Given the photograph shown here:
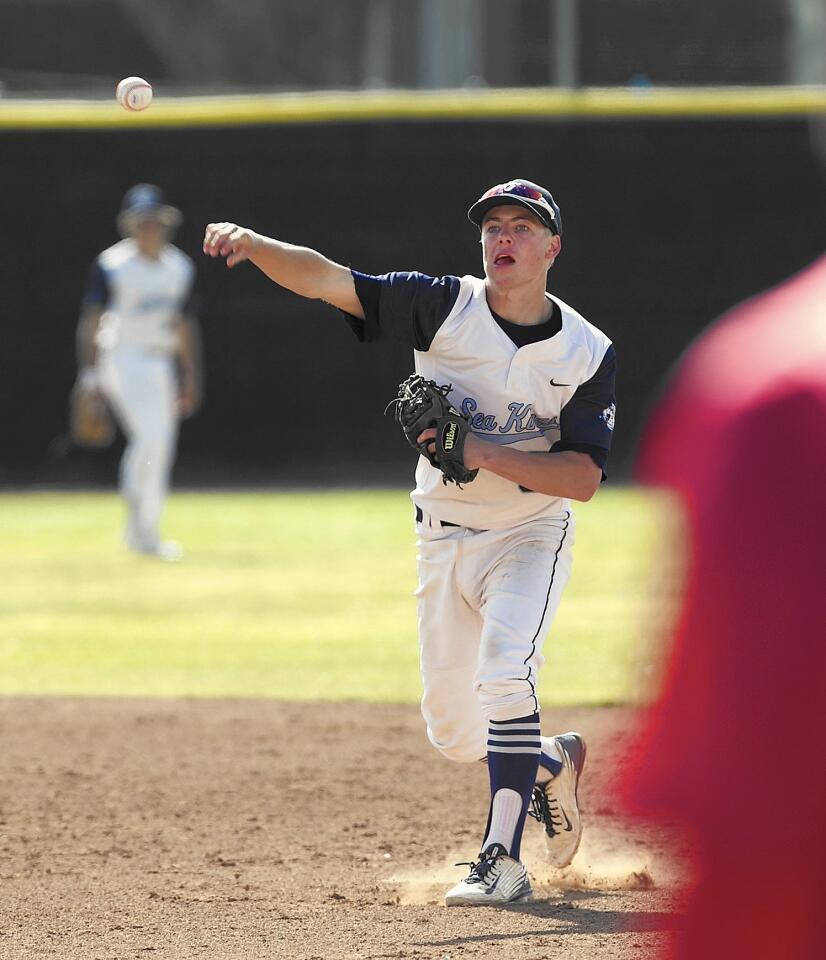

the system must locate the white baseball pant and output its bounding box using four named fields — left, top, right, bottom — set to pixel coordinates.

left=415, top=510, right=575, bottom=763
left=98, top=346, right=178, bottom=547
